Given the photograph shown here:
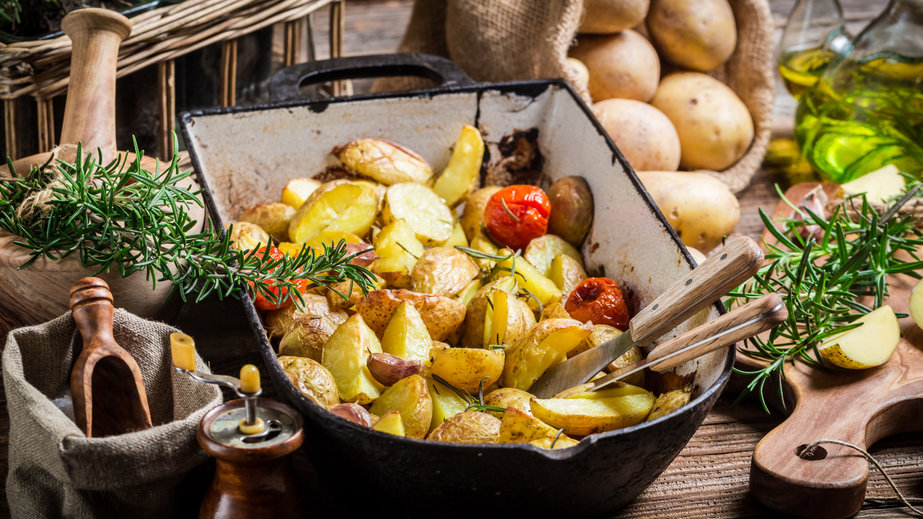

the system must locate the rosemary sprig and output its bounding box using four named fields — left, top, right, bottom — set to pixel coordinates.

left=0, top=142, right=377, bottom=306
left=725, top=183, right=923, bottom=411
left=454, top=245, right=512, bottom=262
